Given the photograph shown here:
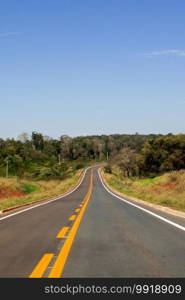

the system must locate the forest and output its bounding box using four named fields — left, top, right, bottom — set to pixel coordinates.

left=0, top=132, right=184, bottom=179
